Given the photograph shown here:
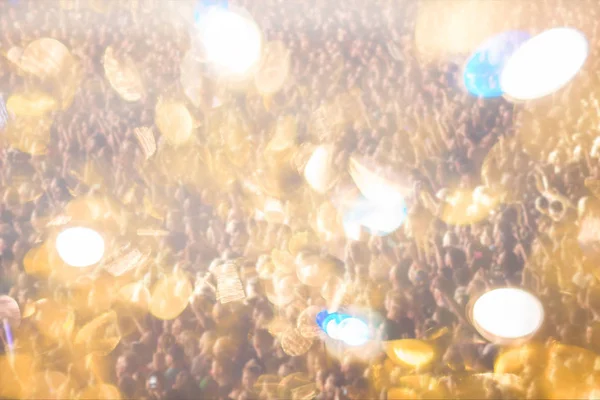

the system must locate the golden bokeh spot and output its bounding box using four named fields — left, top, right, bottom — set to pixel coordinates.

left=104, top=247, right=150, bottom=278
left=103, top=46, right=144, bottom=102
left=383, top=339, right=436, bottom=370
left=23, top=243, right=51, bottom=278
left=435, top=187, right=500, bottom=226
left=20, top=38, right=73, bottom=80
left=266, top=316, right=291, bottom=339
left=4, top=46, right=23, bottom=68
left=280, top=327, right=313, bottom=356
left=68, top=275, right=119, bottom=318
left=266, top=115, right=297, bottom=154
left=74, top=310, right=122, bottom=356
left=288, top=231, right=320, bottom=257
left=295, top=252, right=333, bottom=287
left=149, top=272, right=193, bottom=320
left=7, top=91, right=57, bottom=118
left=30, top=298, right=75, bottom=341
left=3, top=116, right=53, bottom=156
left=26, top=370, right=76, bottom=400
left=155, top=98, right=194, bottom=147
left=253, top=374, right=281, bottom=398
left=296, top=305, right=322, bottom=339
left=387, top=387, right=420, bottom=400
left=271, top=249, right=295, bottom=275
left=77, top=384, right=121, bottom=400
left=0, top=353, right=39, bottom=399
left=303, top=144, right=338, bottom=194
left=277, top=372, right=312, bottom=399
left=494, top=342, right=546, bottom=375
